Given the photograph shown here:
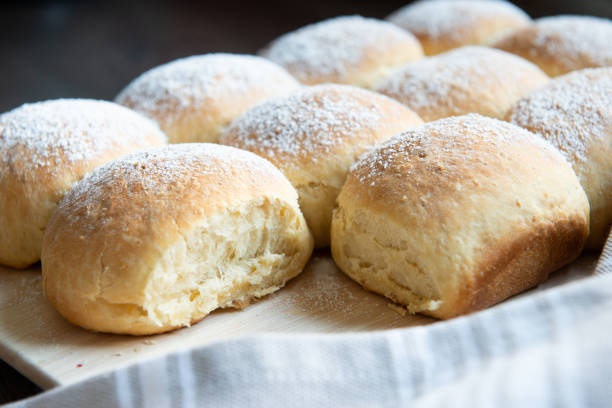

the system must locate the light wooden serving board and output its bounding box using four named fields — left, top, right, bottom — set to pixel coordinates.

left=0, top=251, right=599, bottom=390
